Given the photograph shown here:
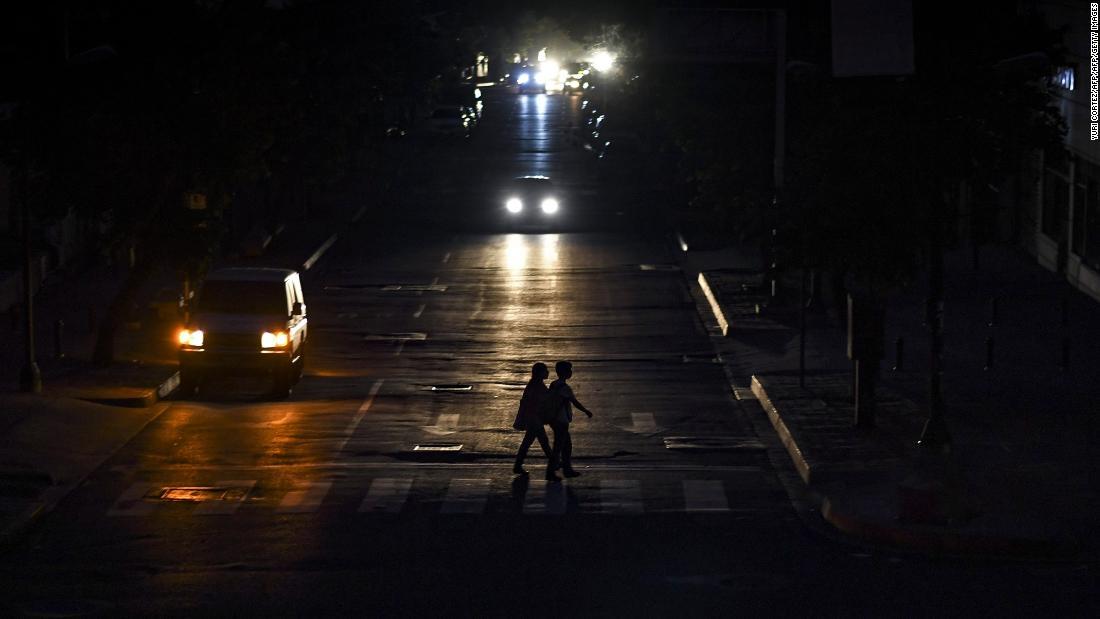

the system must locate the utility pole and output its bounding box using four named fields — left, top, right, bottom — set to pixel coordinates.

left=770, top=10, right=787, bottom=303
left=918, top=209, right=950, bottom=450
left=18, top=148, right=41, bottom=393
